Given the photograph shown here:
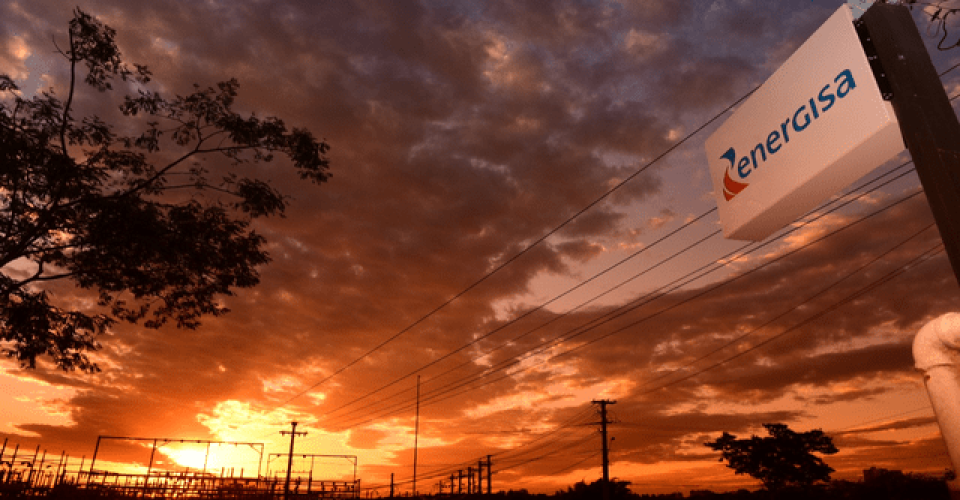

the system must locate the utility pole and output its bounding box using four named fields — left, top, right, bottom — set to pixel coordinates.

left=478, top=459, right=484, bottom=495
left=280, top=422, right=307, bottom=500
left=412, top=375, right=421, bottom=497
left=859, top=3, right=960, bottom=286
left=859, top=3, right=960, bottom=498
left=592, top=400, right=617, bottom=500
left=487, top=455, right=492, bottom=494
